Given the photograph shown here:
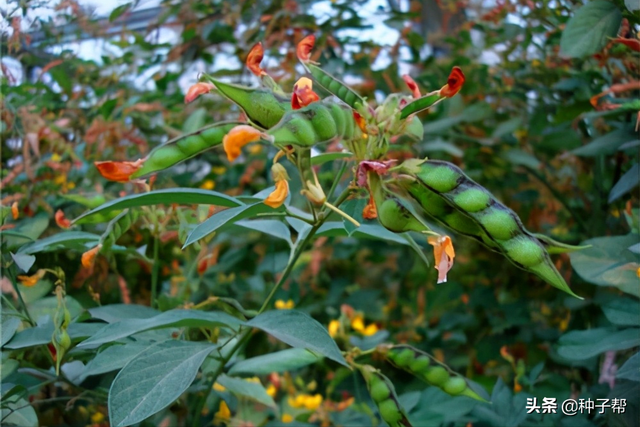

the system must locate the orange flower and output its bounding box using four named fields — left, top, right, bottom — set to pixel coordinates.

left=11, top=201, right=18, bottom=219
left=439, top=66, right=465, bottom=98
left=292, top=77, right=320, bottom=109
left=17, top=269, right=45, bottom=287
left=222, top=125, right=265, bottom=162
left=362, top=193, right=377, bottom=219
left=246, top=42, right=266, bottom=76
left=95, top=159, right=143, bottom=182
left=402, top=75, right=421, bottom=98
left=353, top=111, right=367, bottom=133
left=427, top=235, right=455, bottom=283
left=81, top=244, right=102, bottom=269
left=611, top=38, right=640, bottom=52
left=184, top=82, right=215, bottom=104
left=297, top=35, right=315, bottom=62
left=264, top=164, right=290, bottom=208
left=55, top=209, right=71, bottom=229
